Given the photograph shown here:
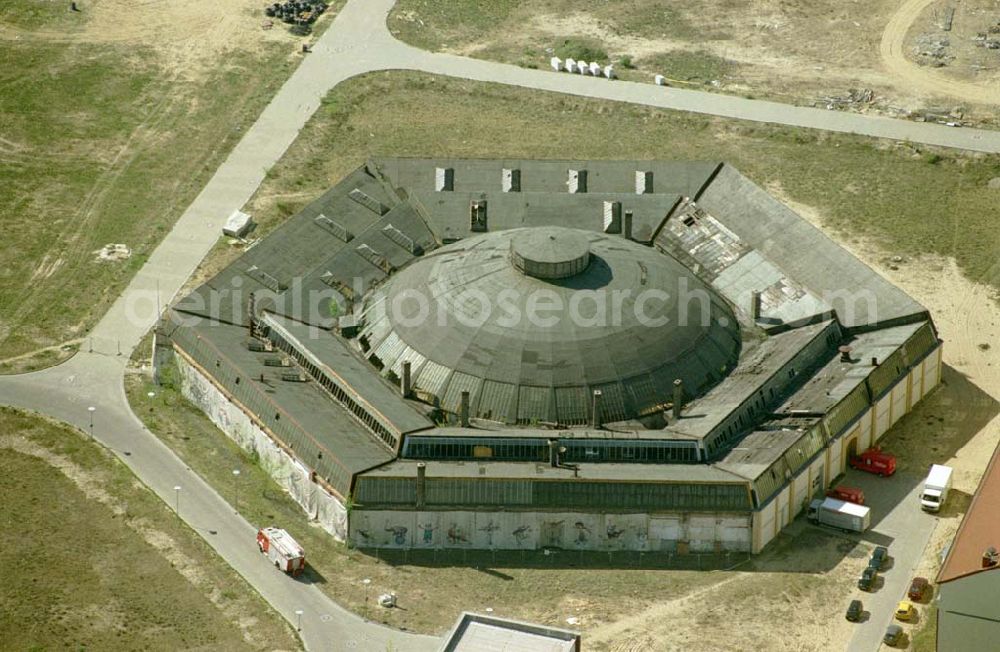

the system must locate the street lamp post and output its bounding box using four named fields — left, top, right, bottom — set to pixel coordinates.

left=294, top=609, right=303, bottom=632
left=87, top=406, right=96, bottom=438
left=174, top=485, right=181, bottom=516
left=232, top=469, right=241, bottom=514
left=362, top=578, right=371, bottom=618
